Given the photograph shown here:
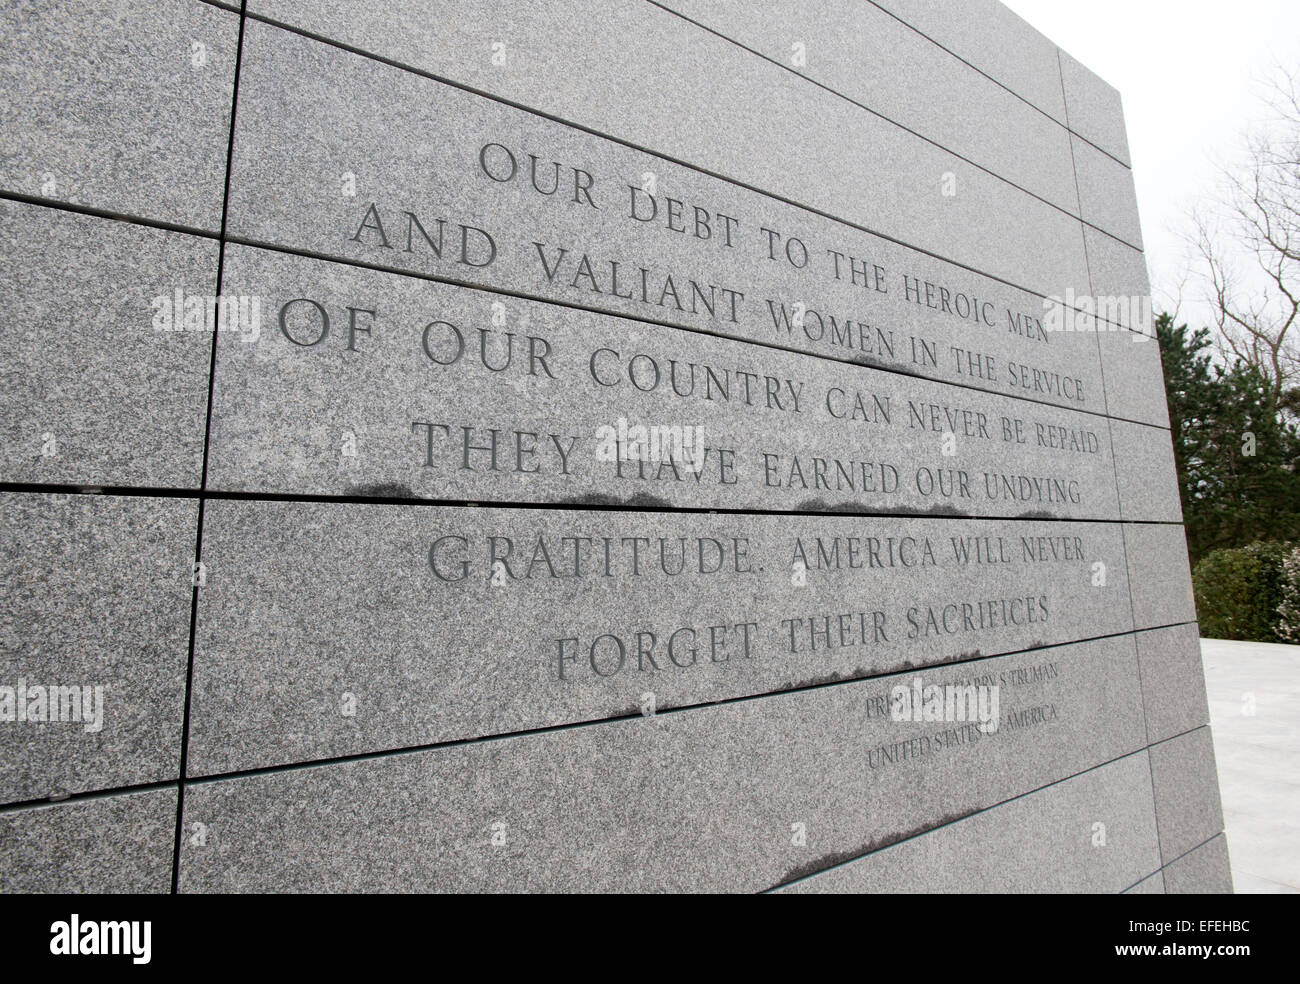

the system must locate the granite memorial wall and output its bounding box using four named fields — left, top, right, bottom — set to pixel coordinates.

left=0, top=0, right=1230, bottom=893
